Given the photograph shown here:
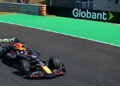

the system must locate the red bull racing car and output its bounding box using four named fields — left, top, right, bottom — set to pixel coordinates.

left=0, top=38, right=66, bottom=78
